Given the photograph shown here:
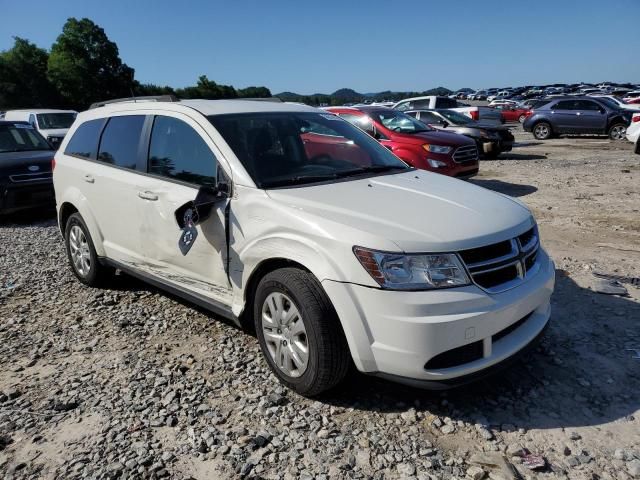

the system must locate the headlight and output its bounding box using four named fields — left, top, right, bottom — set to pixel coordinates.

left=422, top=144, right=452, bottom=154
left=353, top=247, right=470, bottom=290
